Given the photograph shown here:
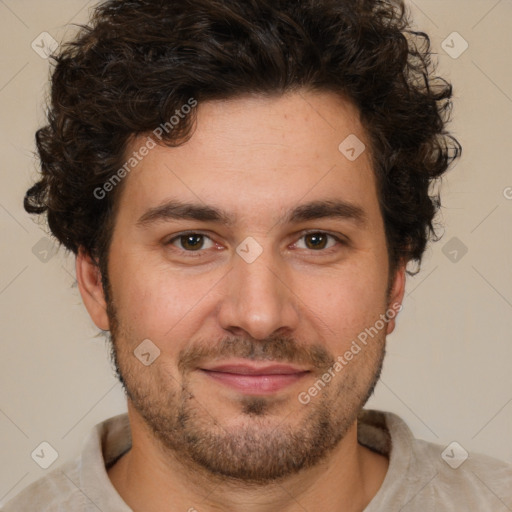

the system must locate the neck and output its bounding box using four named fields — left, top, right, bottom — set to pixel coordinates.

left=108, top=406, right=388, bottom=512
